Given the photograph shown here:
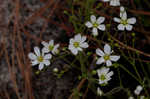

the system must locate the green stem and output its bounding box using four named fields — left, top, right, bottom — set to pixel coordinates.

left=119, top=64, right=143, bottom=85
left=117, top=68, right=123, bottom=88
